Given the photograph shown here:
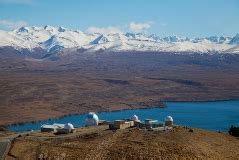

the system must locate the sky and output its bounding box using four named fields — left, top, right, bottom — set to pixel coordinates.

left=0, top=0, right=238, bottom=38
